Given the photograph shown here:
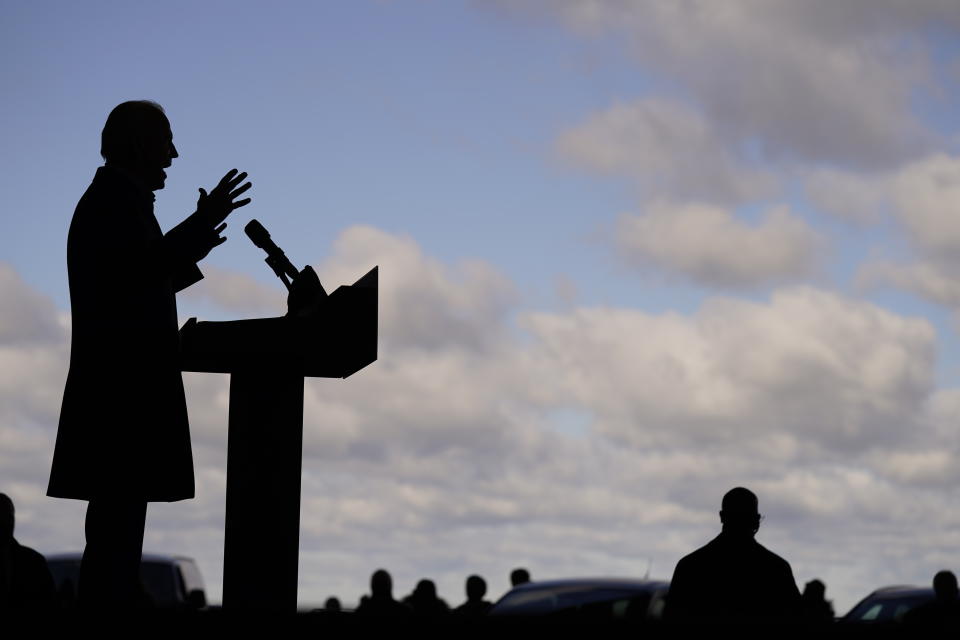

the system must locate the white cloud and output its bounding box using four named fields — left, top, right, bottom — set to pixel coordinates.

left=888, top=154, right=960, bottom=258
left=519, top=0, right=952, bottom=167
left=0, top=264, right=64, bottom=346
left=857, top=261, right=960, bottom=308
left=557, top=98, right=777, bottom=203
left=313, top=225, right=517, bottom=353
left=614, top=202, right=823, bottom=288
left=181, top=265, right=285, bottom=316
left=814, top=155, right=960, bottom=309
left=805, top=169, right=888, bottom=223
left=521, top=287, right=935, bottom=453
